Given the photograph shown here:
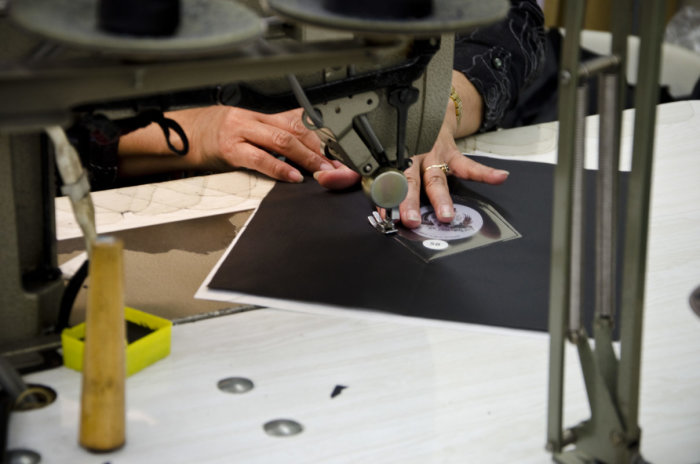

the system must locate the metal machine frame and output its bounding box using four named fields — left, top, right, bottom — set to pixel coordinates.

left=0, top=0, right=505, bottom=364
left=546, top=0, right=666, bottom=462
